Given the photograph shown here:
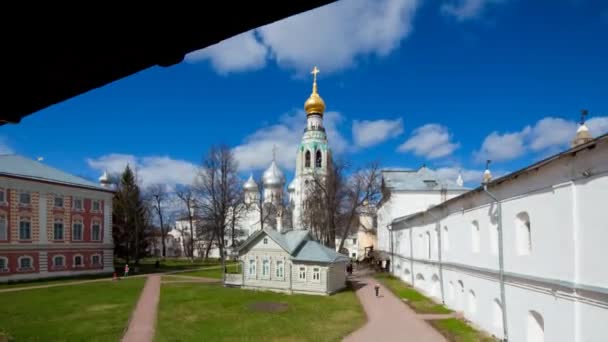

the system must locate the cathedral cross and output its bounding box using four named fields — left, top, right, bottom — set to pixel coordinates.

left=311, top=66, right=320, bottom=83
left=580, top=109, right=588, bottom=125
